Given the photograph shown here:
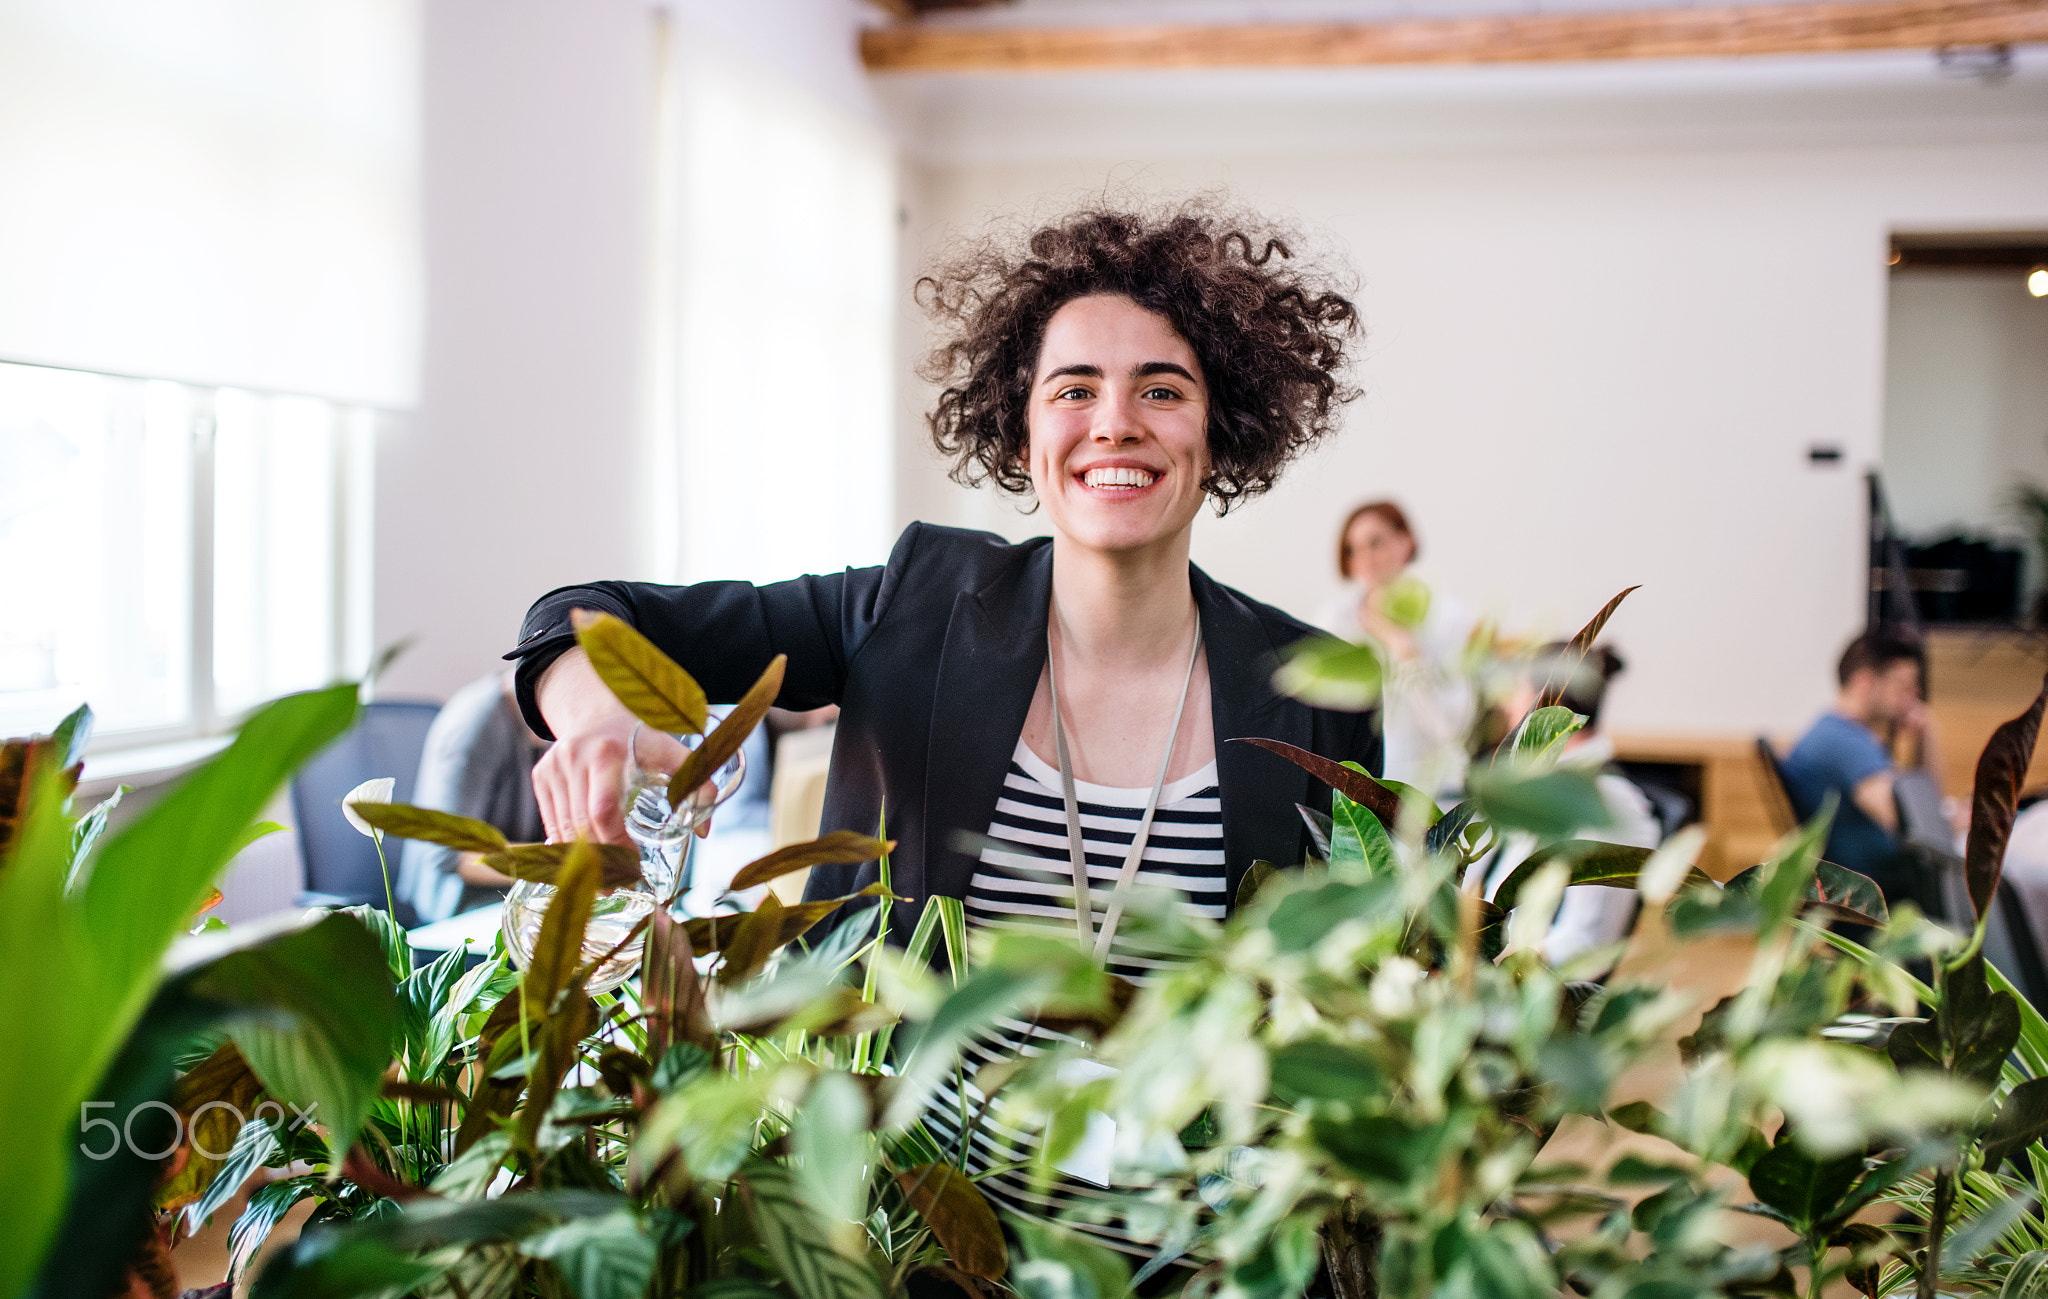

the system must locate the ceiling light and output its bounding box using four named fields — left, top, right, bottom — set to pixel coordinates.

left=2031, top=267, right=2048, bottom=298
